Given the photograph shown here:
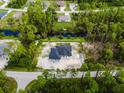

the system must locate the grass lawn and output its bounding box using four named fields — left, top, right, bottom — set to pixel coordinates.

left=42, top=37, right=85, bottom=42
left=0, top=36, right=18, bottom=40
left=65, top=1, right=71, bottom=11
left=5, top=66, right=43, bottom=72
left=0, top=9, right=7, bottom=13
left=53, top=21, right=76, bottom=31
left=57, top=13, right=65, bottom=16
left=0, top=2, right=4, bottom=6
left=5, top=66, right=29, bottom=72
